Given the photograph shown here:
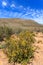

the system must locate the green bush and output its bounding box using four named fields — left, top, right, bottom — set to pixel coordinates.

left=0, top=26, right=13, bottom=41
left=4, top=26, right=13, bottom=39
left=0, top=27, right=4, bottom=41
left=4, top=31, right=35, bottom=65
